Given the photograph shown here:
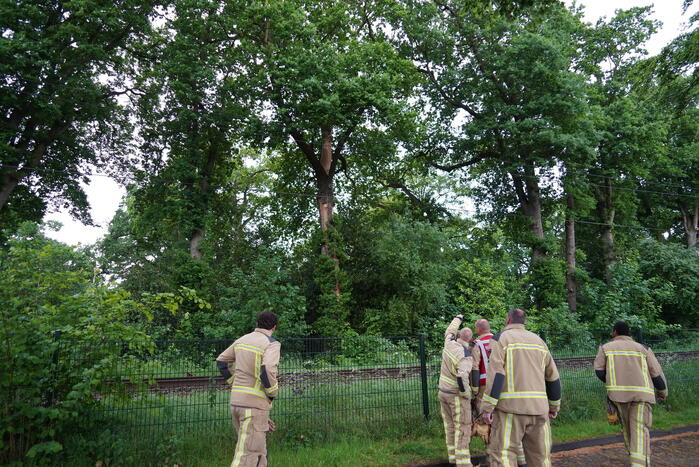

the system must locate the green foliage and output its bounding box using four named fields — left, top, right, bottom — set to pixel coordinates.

left=311, top=227, right=354, bottom=337
left=579, top=257, right=670, bottom=338
left=209, top=252, right=309, bottom=340
left=0, top=0, right=157, bottom=221
left=0, top=223, right=153, bottom=463
left=345, top=213, right=457, bottom=336
left=528, top=255, right=567, bottom=311
left=454, top=259, right=509, bottom=329
left=637, top=239, right=699, bottom=326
